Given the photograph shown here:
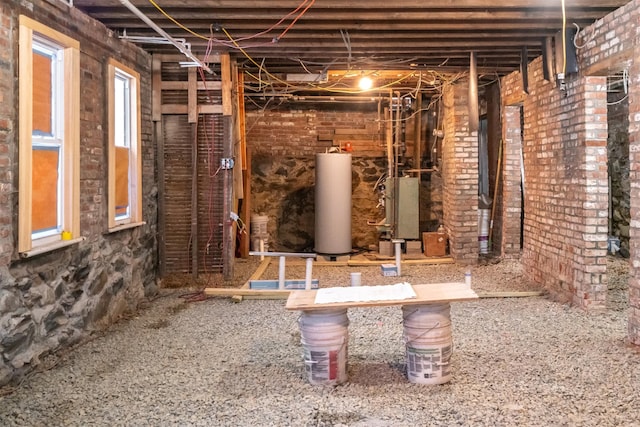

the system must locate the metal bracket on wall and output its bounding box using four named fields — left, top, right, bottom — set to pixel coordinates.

left=221, top=158, right=235, bottom=169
